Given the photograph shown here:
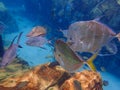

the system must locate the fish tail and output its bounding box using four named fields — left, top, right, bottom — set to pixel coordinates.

left=86, top=52, right=98, bottom=71
left=116, top=33, right=120, bottom=41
